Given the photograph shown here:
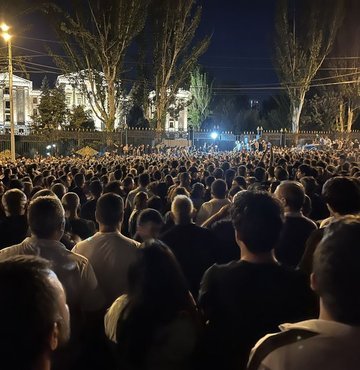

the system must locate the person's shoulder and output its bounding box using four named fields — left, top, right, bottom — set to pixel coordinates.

left=248, top=327, right=319, bottom=370
left=203, top=260, right=240, bottom=281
